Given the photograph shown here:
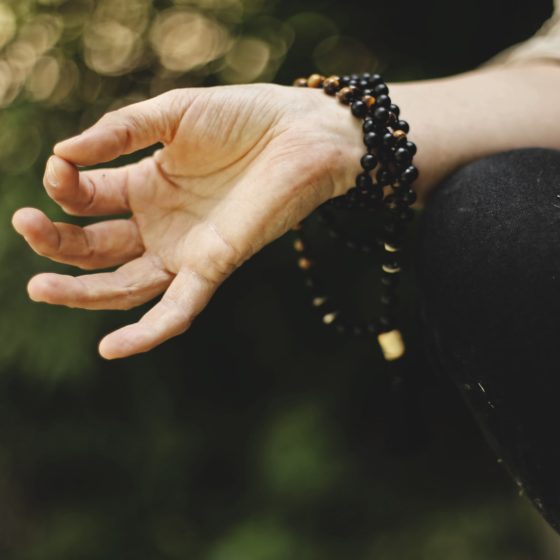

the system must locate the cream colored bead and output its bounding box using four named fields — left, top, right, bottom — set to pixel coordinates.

left=377, top=329, right=405, bottom=361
